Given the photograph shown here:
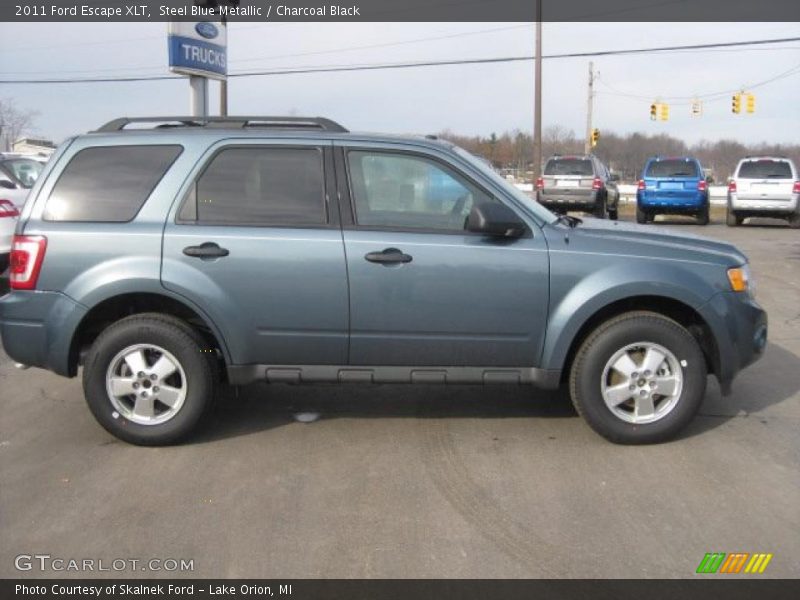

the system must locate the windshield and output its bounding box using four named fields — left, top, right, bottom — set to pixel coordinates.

left=737, top=160, right=792, bottom=179
left=1, top=158, right=44, bottom=188
left=544, top=158, right=594, bottom=177
left=645, top=159, right=699, bottom=178
left=453, top=146, right=556, bottom=223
